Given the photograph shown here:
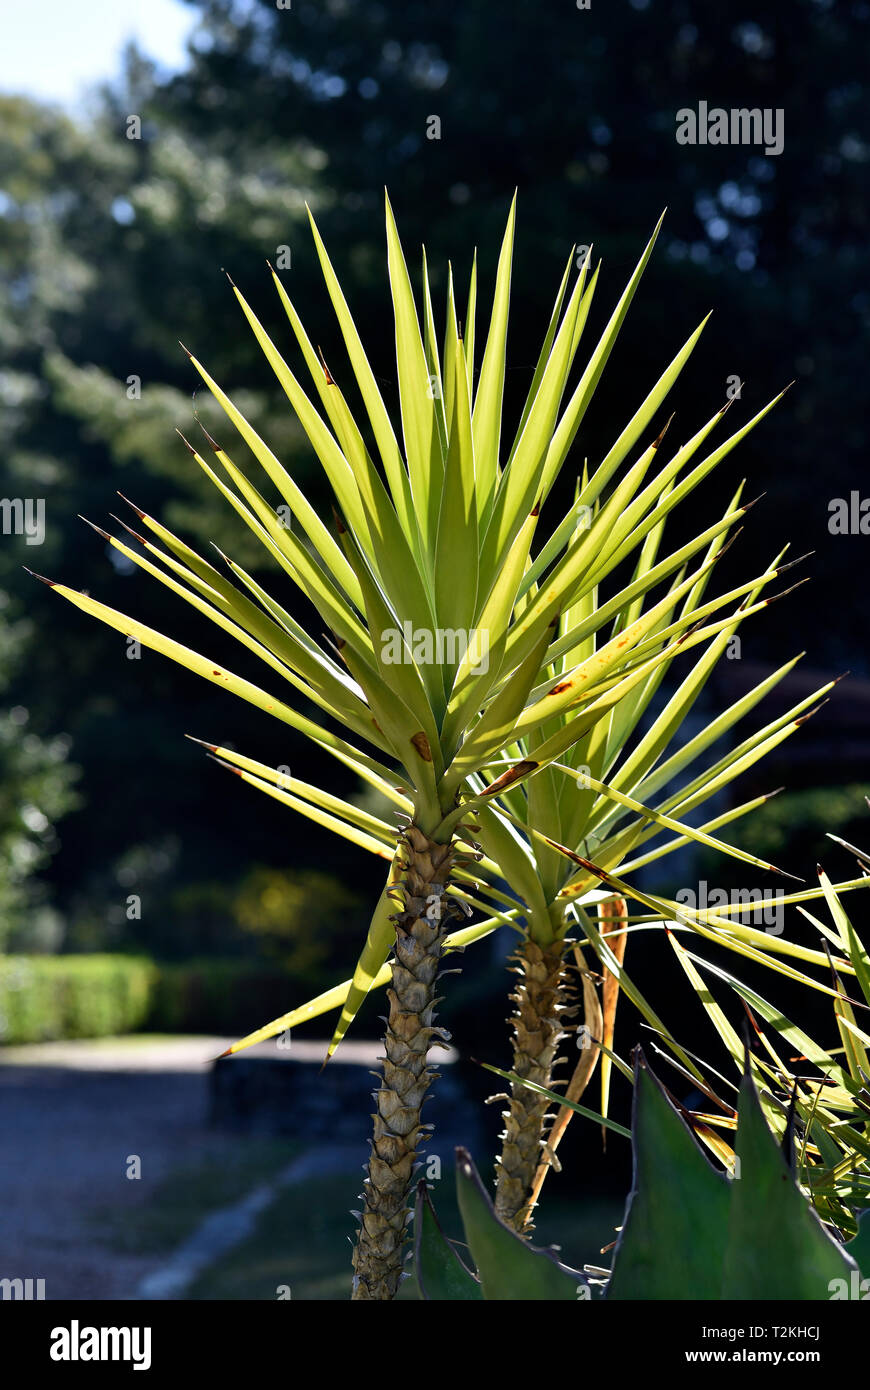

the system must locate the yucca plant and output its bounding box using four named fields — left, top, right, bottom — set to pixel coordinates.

left=34, top=194, right=865, bottom=1297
